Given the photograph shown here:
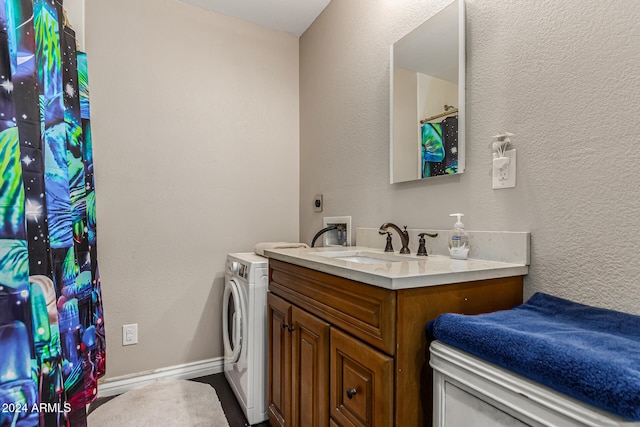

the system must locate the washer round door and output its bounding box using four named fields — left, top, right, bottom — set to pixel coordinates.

left=222, top=278, right=245, bottom=364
